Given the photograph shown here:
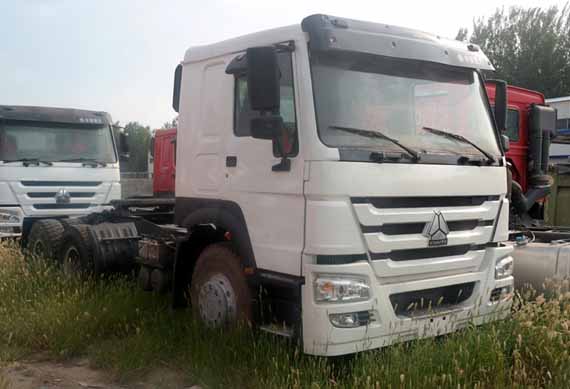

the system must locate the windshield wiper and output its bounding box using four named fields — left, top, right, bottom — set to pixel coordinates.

left=2, top=158, right=53, bottom=167
left=58, top=158, right=107, bottom=167
left=330, top=125, right=420, bottom=162
left=421, top=126, right=496, bottom=164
